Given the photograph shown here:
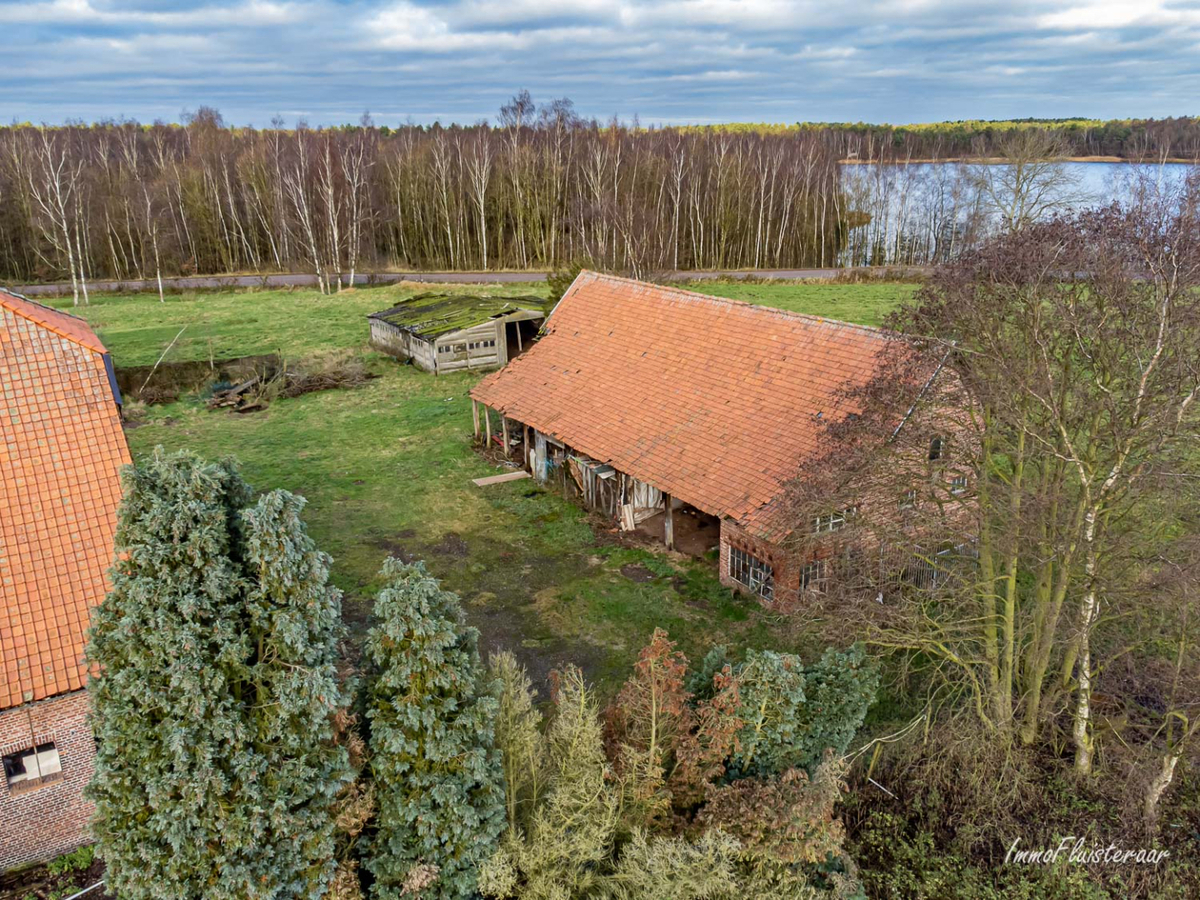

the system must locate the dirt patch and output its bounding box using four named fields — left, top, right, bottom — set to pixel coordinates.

left=467, top=598, right=608, bottom=698
left=620, top=563, right=657, bottom=583
left=374, top=529, right=418, bottom=563
left=431, top=532, right=469, bottom=558
left=117, top=354, right=281, bottom=404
